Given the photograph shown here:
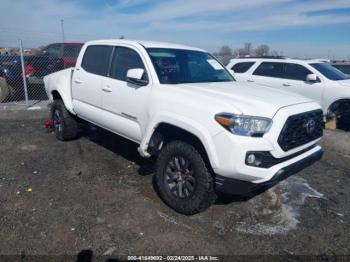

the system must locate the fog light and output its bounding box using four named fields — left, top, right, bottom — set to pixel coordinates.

left=254, top=157, right=262, bottom=166
left=246, top=153, right=263, bottom=166
left=247, top=154, right=256, bottom=165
